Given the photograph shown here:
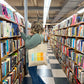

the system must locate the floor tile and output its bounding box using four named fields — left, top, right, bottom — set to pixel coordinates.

left=47, top=49, right=52, bottom=50
left=22, top=77, right=32, bottom=84
left=48, top=52, right=53, bottom=54
left=37, top=69, right=53, bottom=77
left=37, top=64, right=51, bottom=69
left=47, top=59, right=50, bottom=63
left=47, top=49, right=53, bottom=52
left=49, top=59, right=59, bottom=64
left=54, top=78, right=70, bottom=84
left=51, top=64, right=62, bottom=69
left=52, top=69, right=66, bottom=77
left=41, top=77, right=55, bottom=84
left=48, top=56, right=56, bottom=59
left=48, top=54, right=55, bottom=57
